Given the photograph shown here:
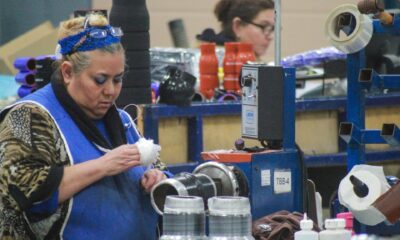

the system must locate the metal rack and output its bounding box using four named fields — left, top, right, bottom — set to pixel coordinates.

left=340, top=17, right=400, bottom=171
